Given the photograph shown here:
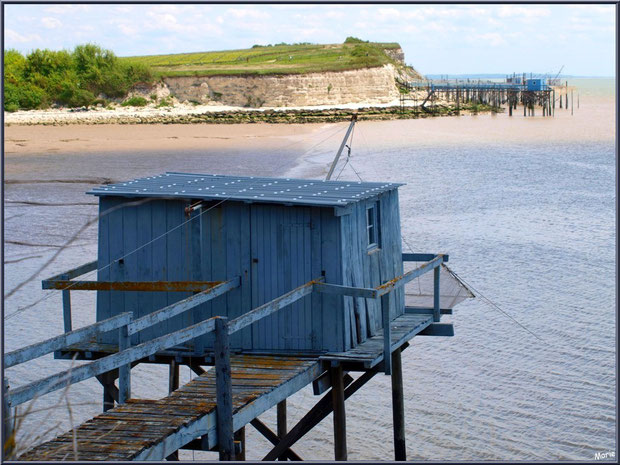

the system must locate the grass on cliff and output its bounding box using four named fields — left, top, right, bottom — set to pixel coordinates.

left=4, top=39, right=407, bottom=111
left=120, top=40, right=403, bottom=78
